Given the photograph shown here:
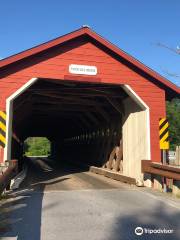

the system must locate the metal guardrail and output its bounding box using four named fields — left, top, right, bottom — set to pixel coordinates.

left=141, top=160, right=180, bottom=180
left=0, top=160, right=18, bottom=195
